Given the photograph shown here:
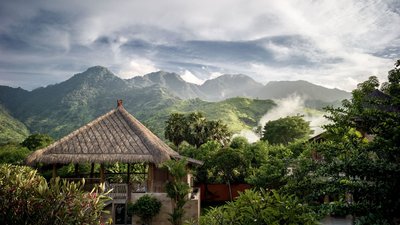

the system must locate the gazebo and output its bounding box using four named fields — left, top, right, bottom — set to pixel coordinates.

left=26, top=100, right=201, bottom=225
